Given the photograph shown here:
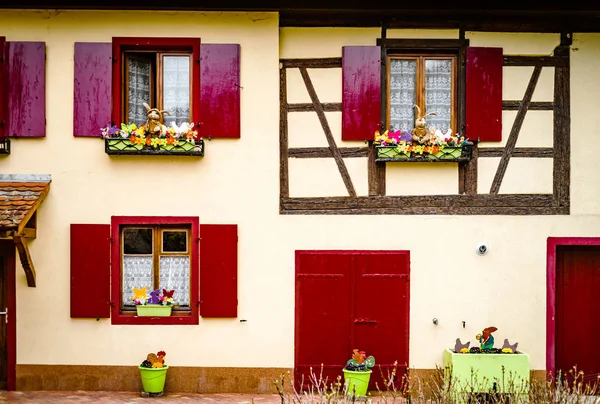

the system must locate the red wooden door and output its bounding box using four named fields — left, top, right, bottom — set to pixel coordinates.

left=354, top=253, right=409, bottom=389
left=295, top=251, right=410, bottom=392
left=295, top=252, right=352, bottom=389
left=556, top=246, right=600, bottom=383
